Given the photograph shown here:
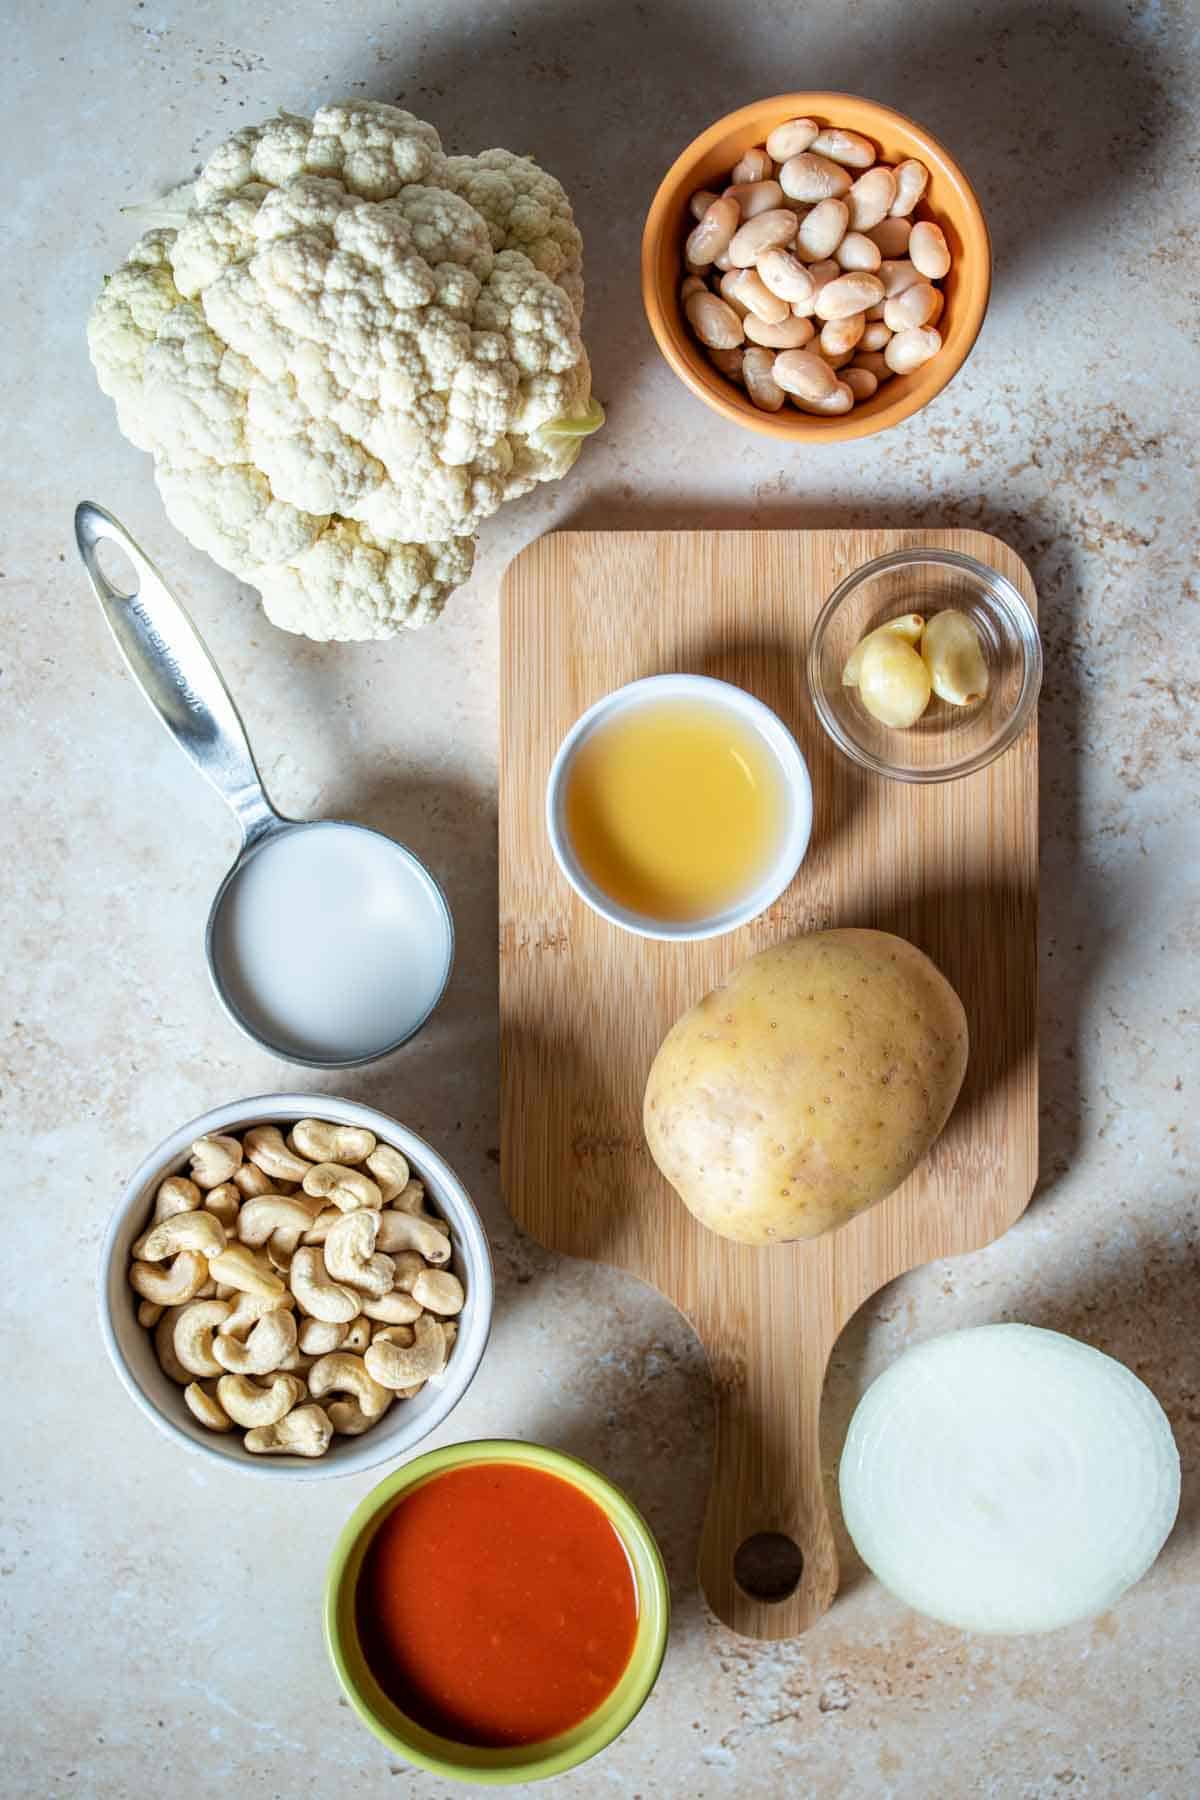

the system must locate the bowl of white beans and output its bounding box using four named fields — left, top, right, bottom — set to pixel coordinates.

left=641, top=93, right=990, bottom=440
